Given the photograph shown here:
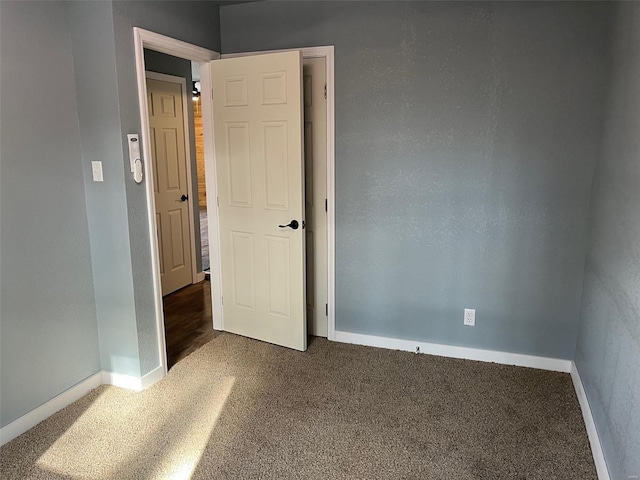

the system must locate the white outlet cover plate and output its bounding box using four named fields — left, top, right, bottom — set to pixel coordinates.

left=464, top=308, right=475, bottom=326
